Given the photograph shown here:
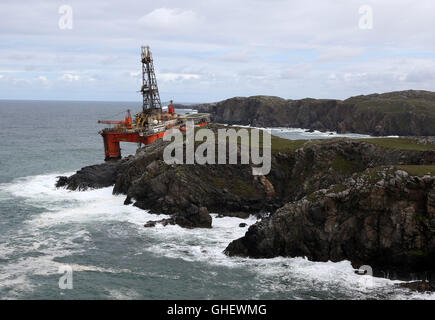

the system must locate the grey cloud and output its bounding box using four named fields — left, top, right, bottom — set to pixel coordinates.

left=0, top=0, right=435, bottom=101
